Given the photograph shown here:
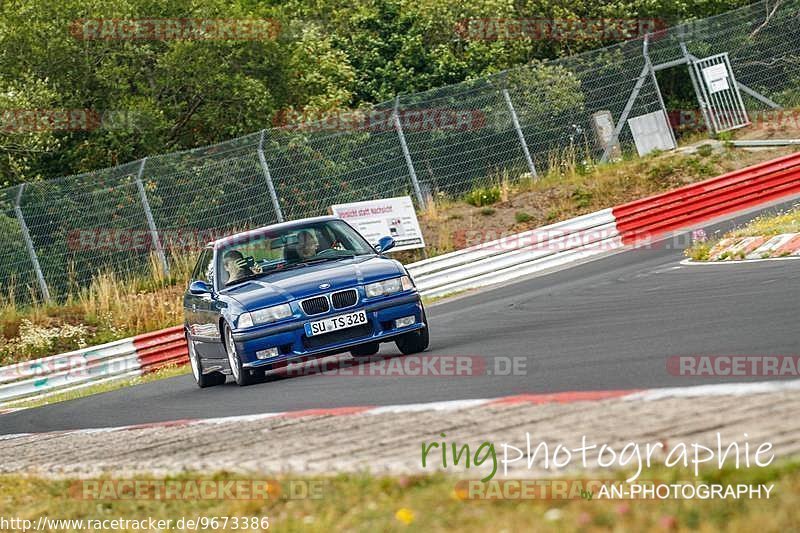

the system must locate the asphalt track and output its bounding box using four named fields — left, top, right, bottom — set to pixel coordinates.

left=1, top=201, right=798, bottom=435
